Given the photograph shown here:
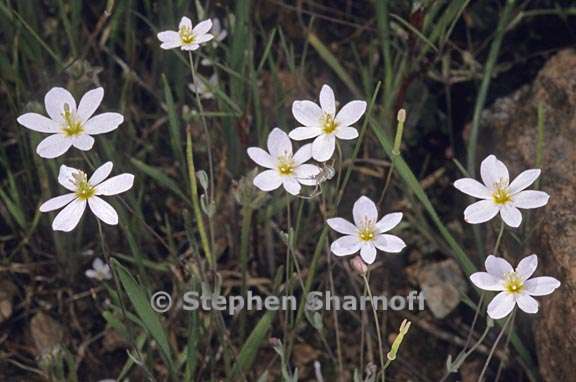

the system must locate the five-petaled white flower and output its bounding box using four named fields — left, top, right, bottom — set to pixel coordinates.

left=327, top=196, right=406, bottom=264
left=157, top=17, right=214, bottom=51
left=470, top=254, right=560, bottom=319
left=290, top=84, right=367, bottom=162
left=247, top=128, right=321, bottom=196
left=39, top=162, right=134, bottom=232
left=454, top=154, right=549, bottom=227
left=85, top=258, right=112, bottom=281
left=17, top=87, right=123, bottom=159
